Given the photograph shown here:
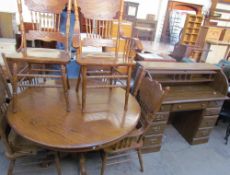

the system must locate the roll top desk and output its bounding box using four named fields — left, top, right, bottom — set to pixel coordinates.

left=135, top=62, right=229, bottom=153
